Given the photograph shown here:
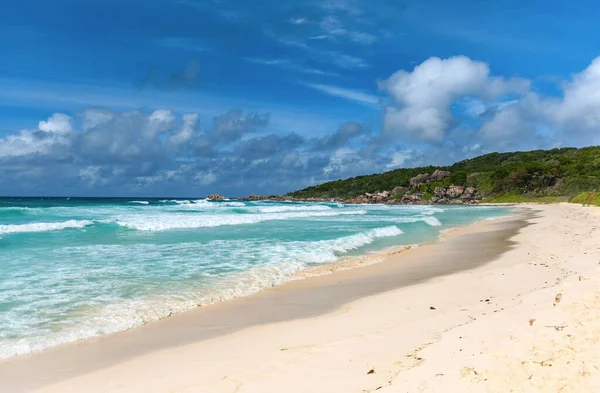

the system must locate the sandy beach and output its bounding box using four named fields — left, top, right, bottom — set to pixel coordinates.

left=3, top=203, right=600, bottom=392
